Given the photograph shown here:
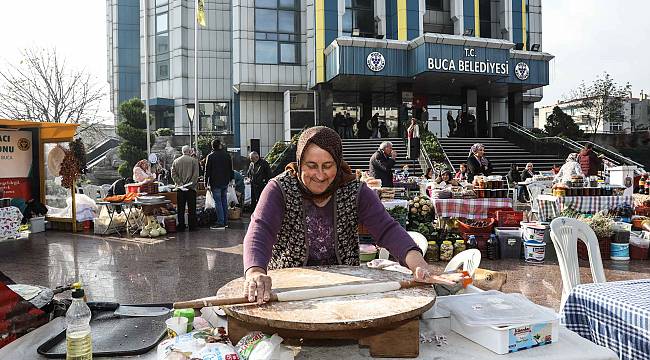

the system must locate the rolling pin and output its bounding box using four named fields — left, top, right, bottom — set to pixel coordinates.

left=173, top=274, right=471, bottom=309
